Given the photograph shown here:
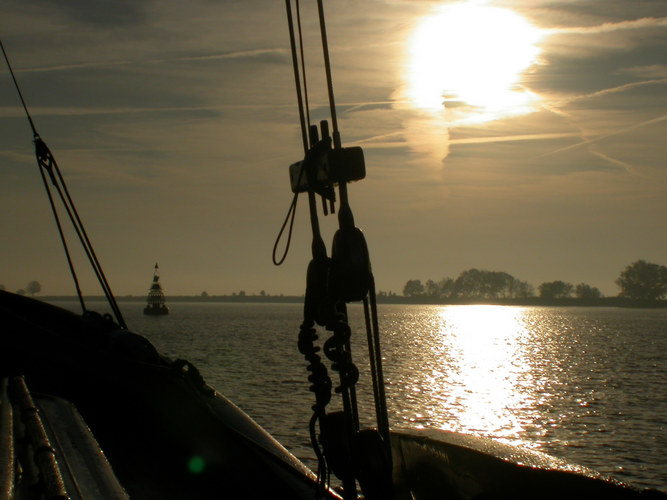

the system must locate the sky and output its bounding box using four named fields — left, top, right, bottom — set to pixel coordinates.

left=1, top=0, right=665, bottom=298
